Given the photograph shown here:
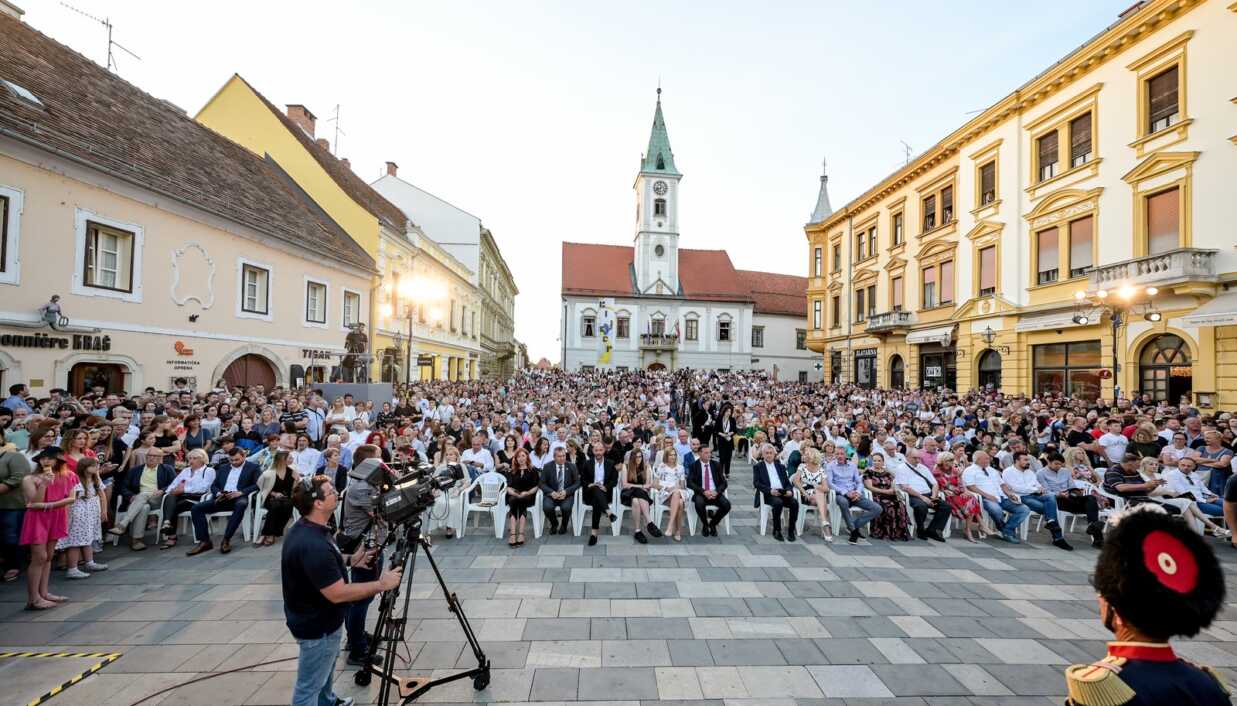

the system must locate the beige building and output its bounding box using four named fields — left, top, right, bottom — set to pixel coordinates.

left=806, top=0, right=1237, bottom=408
left=0, top=8, right=376, bottom=394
